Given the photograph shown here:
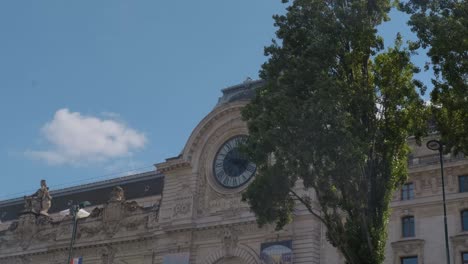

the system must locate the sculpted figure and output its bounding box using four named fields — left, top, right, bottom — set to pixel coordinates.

left=109, top=186, right=125, bottom=202
left=25, top=180, right=52, bottom=215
